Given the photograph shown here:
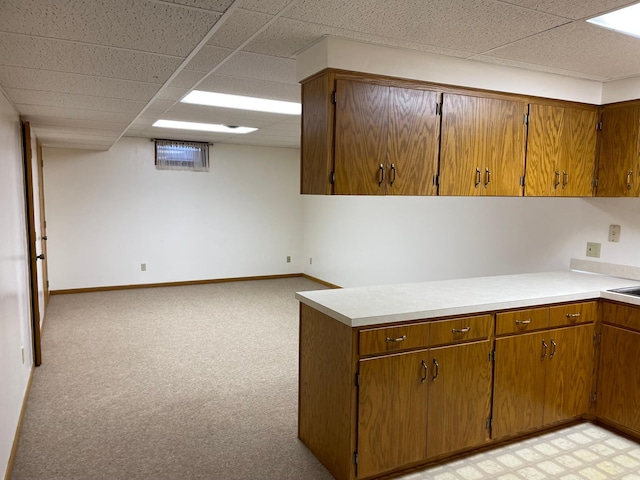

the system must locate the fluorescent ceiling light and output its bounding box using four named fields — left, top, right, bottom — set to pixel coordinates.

left=152, top=120, right=257, bottom=134
left=181, top=90, right=301, bottom=115
left=587, top=3, right=640, bottom=39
